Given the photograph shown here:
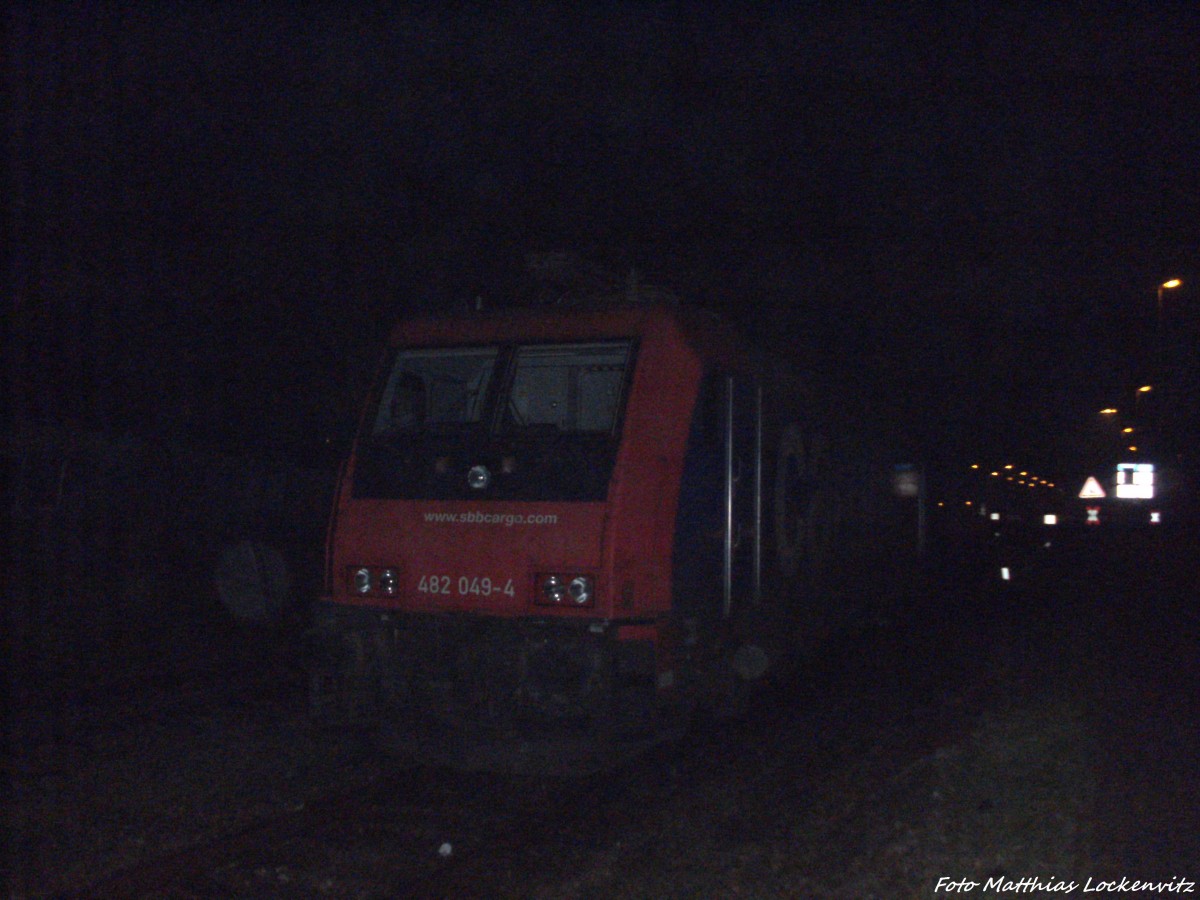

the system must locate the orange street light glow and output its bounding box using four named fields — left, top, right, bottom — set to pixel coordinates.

left=1100, top=408, right=1118, bottom=415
